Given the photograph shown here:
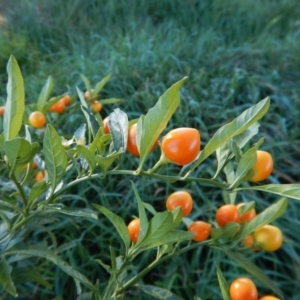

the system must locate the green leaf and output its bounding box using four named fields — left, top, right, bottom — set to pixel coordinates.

left=211, top=227, right=223, bottom=241
left=136, top=77, right=187, bottom=172
left=28, top=181, right=47, bottom=204
left=0, top=133, right=5, bottom=156
left=12, top=267, right=52, bottom=288
left=131, top=181, right=149, bottom=246
left=0, top=258, right=18, bottom=296
left=143, top=202, right=157, bottom=215
left=185, top=97, right=270, bottom=177
left=40, top=204, right=98, bottom=220
left=214, top=123, right=259, bottom=179
left=140, top=211, right=193, bottom=250
left=171, top=206, right=183, bottom=229
left=237, top=184, right=300, bottom=201
left=143, top=211, right=173, bottom=243
left=4, top=138, right=39, bottom=169
left=96, top=152, right=121, bottom=177
left=80, top=74, right=91, bottom=94
left=109, top=108, right=128, bottom=153
left=235, top=198, right=287, bottom=243
left=93, top=73, right=112, bottom=95
left=238, top=201, right=255, bottom=217
left=138, top=284, right=184, bottom=300
left=211, top=223, right=240, bottom=241
left=222, top=250, right=284, bottom=299
left=77, top=145, right=97, bottom=173
left=81, top=105, right=100, bottom=138
left=4, top=55, right=25, bottom=141
left=99, top=98, right=122, bottom=105
left=229, top=137, right=264, bottom=189
left=74, top=123, right=87, bottom=145
left=43, top=125, right=68, bottom=193
left=145, top=230, right=193, bottom=249
left=95, top=259, right=112, bottom=274
left=6, top=248, right=97, bottom=292
left=37, top=76, right=54, bottom=111
left=76, top=86, right=89, bottom=109
left=216, top=265, right=231, bottom=300
left=92, top=204, right=130, bottom=253
left=220, top=222, right=240, bottom=239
